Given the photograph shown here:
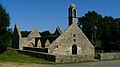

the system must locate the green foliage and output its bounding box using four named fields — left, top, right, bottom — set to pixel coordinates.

left=78, top=11, right=102, bottom=46
left=21, top=30, right=59, bottom=38
left=0, top=3, right=12, bottom=53
left=40, top=30, right=51, bottom=36
left=78, top=11, right=120, bottom=51
left=21, top=31, right=31, bottom=37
